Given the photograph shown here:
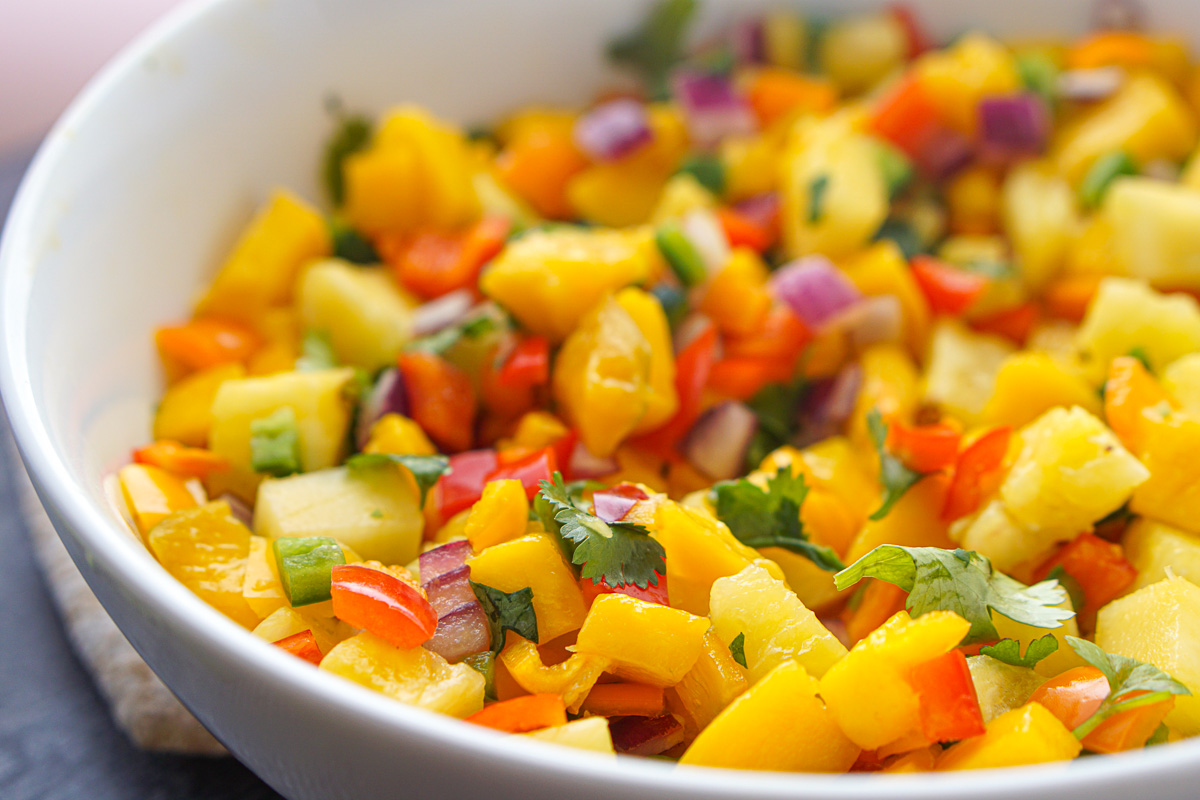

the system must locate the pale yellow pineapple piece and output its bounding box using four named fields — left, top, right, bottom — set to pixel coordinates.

left=1104, top=178, right=1200, bottom=290
left=524, top=717, right=614, bottom=754
left=252, top=606, right=355, bottom=654
left=966, top=655, right=1046, bottom=723
left=1075, top=277, right=1200, bottom=382
left=1123, top=518, right=1200, bottom=592
left=922, top=320, right=1015, bottom=425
